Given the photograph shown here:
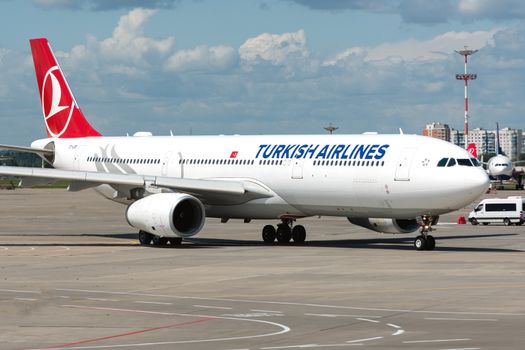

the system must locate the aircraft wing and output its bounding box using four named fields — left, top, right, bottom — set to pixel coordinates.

left=0, top=166, right=273, bottom=204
